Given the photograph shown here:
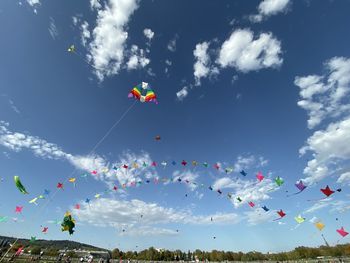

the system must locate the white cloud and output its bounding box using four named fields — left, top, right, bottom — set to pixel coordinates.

left=90, top=0, right=102, bottom=10
left=212, top=176, right=277, bottom=208
left=167, top=35, right=178, bottom=52
left=244, top=209, right=276, bottom=225
left=73, top=197, right=241, bottom=235
left=249, top=0, right=291, bottom=23
left=72, top=16, right=79, bottom=26
left=88, top=0, right=140, bottom=81
left=0, top=121, right=156, bottom=187
left=233, top=155, right=268, bottom=172
left=172, top=170, right=199, bottom=191
left=304, top=199, right=350, bottom=214
left=217, top=29, right=283, bottom=72
left=176, top=86, right=189, bottom=101
left=304, top=199, right=333, bottom=214
left=126, top=45, right=150, bottom=70
left=300, top=117, right=350, bottom=184
left=143, top=28, right=154, bottom=40
left=193, top=42, right=212, bottom=86
left=26, top=0, right=41, bottom=12
left=48, top=17, right=58, bottom=40
left=294, top=57, right=350, bottom=129
left=80, top=21, right=91, bottom=47
left=337, top=172, right=350, bottom=184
